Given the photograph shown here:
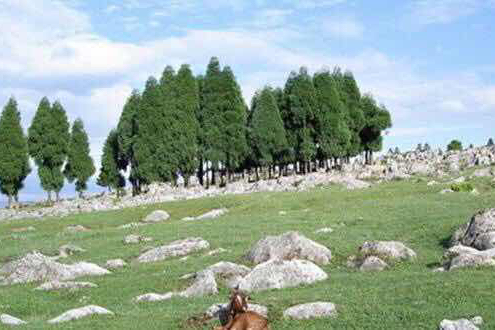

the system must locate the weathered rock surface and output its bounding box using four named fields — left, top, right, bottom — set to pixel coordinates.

left=0, top=252, right=110, bottom=285
left=439, top=316, right=483, bottom=330
left=124, top=234, right=153, bottom=244
left=359, top=241, right=416, bottom=261
left=238, top=259, right=328, bottom=293
left=179, top=270, right=218, bottom=298
left=134, top=292, right=175, bottom=302
left=283, top=302, right=337, bottom=320
left=105, top=259, right=127, bottom=269
left=359, top=256, right=388, bottom=272
left=460, top=209, right=495, bottom=250
left=47, top=305, right=114, bottom=324
left=182, top=208, right=228, bottom=221
left=137, top=237, right=209, bottom=263
left=183, top=262, right=251, bottom=289
left=35, top=280, right=97, bottom=291
left=0, top=314, right=27, bottom=326
left=246, top=231, right=332, bottom=265
left=143, top=210, right=170, bottom=223
left=206, top=303, right=268, bottom=326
